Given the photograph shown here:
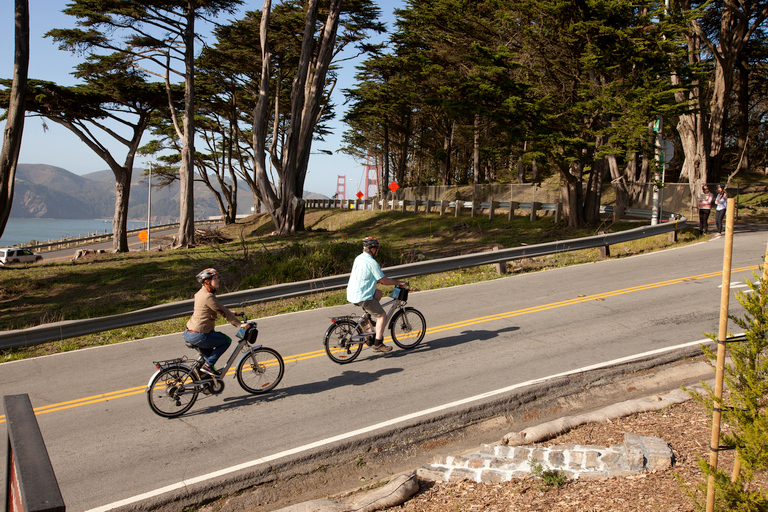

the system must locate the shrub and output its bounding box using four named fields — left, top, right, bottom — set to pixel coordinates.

left=687, top=271, right=768, bottom=511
